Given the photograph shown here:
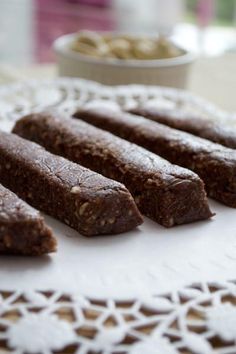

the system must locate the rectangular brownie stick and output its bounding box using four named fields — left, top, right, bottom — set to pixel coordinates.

left=0, top=183, right=57, bottom=255
left=0, top=131, right=142, bottom=236
left=13, top=112, right=213, bottom=227
left=128, top=106, right=236, bottom=149
left=73, top=105, right=236, bottom=208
